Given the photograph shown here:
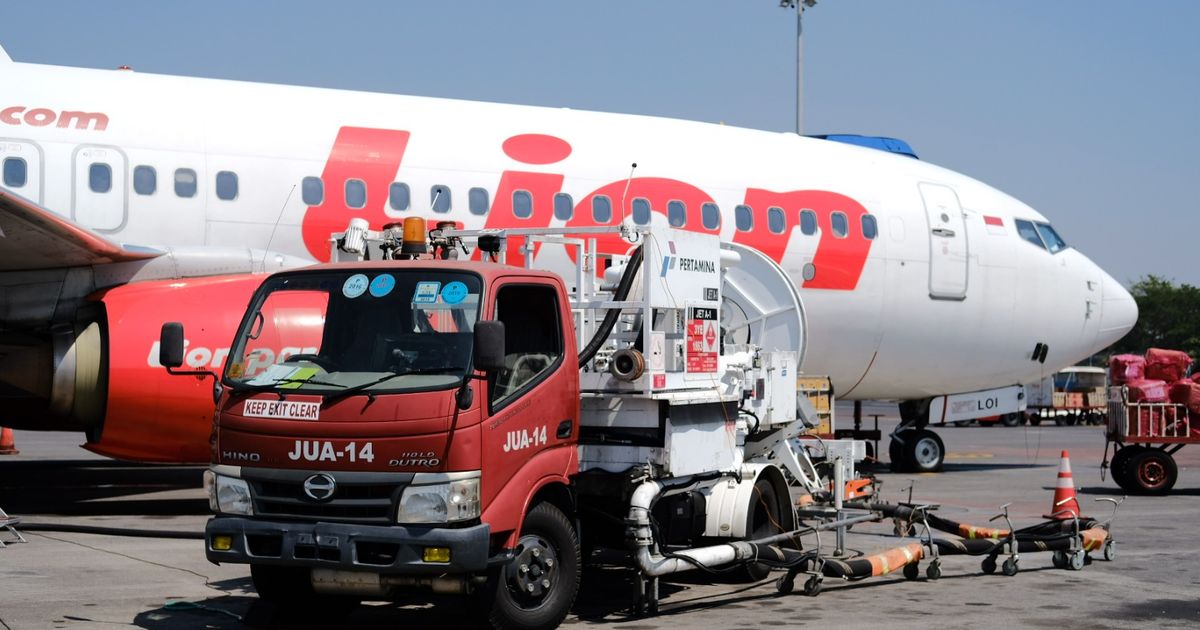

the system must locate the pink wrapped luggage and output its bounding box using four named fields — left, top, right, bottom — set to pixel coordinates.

left=1144, top=348, right=1192, bottom=383
left=1169, top=380, right=1200, bottom=415
left=1126, top=378, right=1168, bottom=403
left=1109, top=354, right=1145, bottom=385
